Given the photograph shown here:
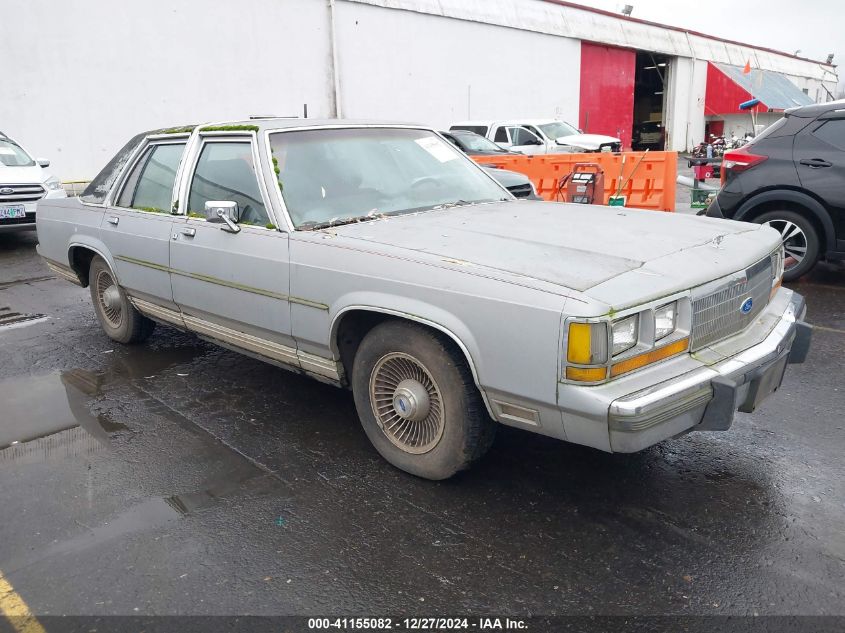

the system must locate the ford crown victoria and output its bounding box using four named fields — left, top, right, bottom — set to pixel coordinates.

left=36, top=120, right=811, bottom=479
